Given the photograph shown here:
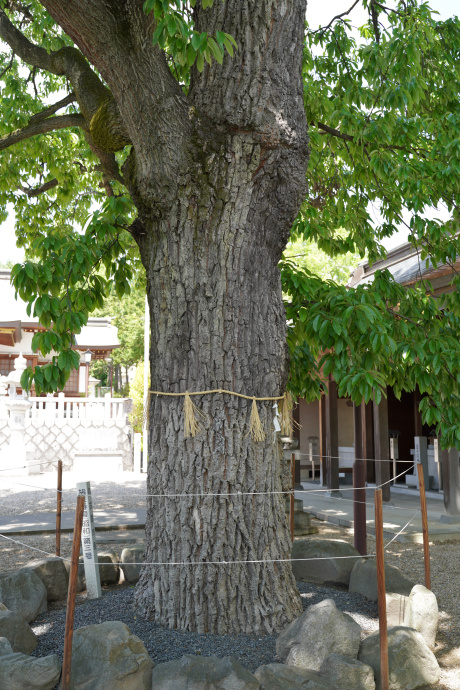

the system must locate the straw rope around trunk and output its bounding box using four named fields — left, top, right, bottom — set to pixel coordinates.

left=145, top=389, right=298, bottom=441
